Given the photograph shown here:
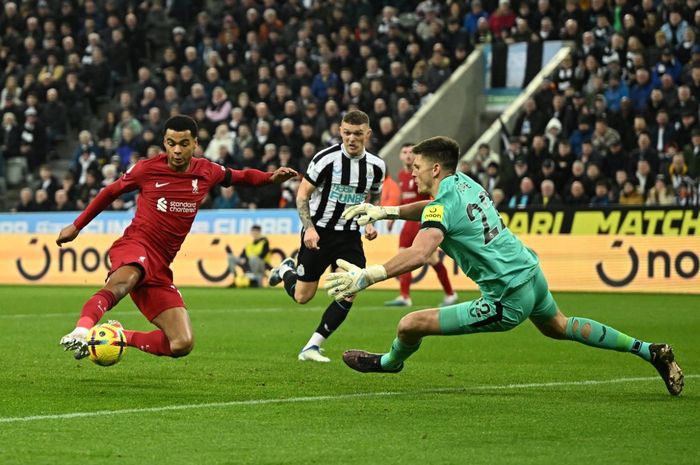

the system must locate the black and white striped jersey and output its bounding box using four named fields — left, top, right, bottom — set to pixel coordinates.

left=303, top=143, right=386, bottom=231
